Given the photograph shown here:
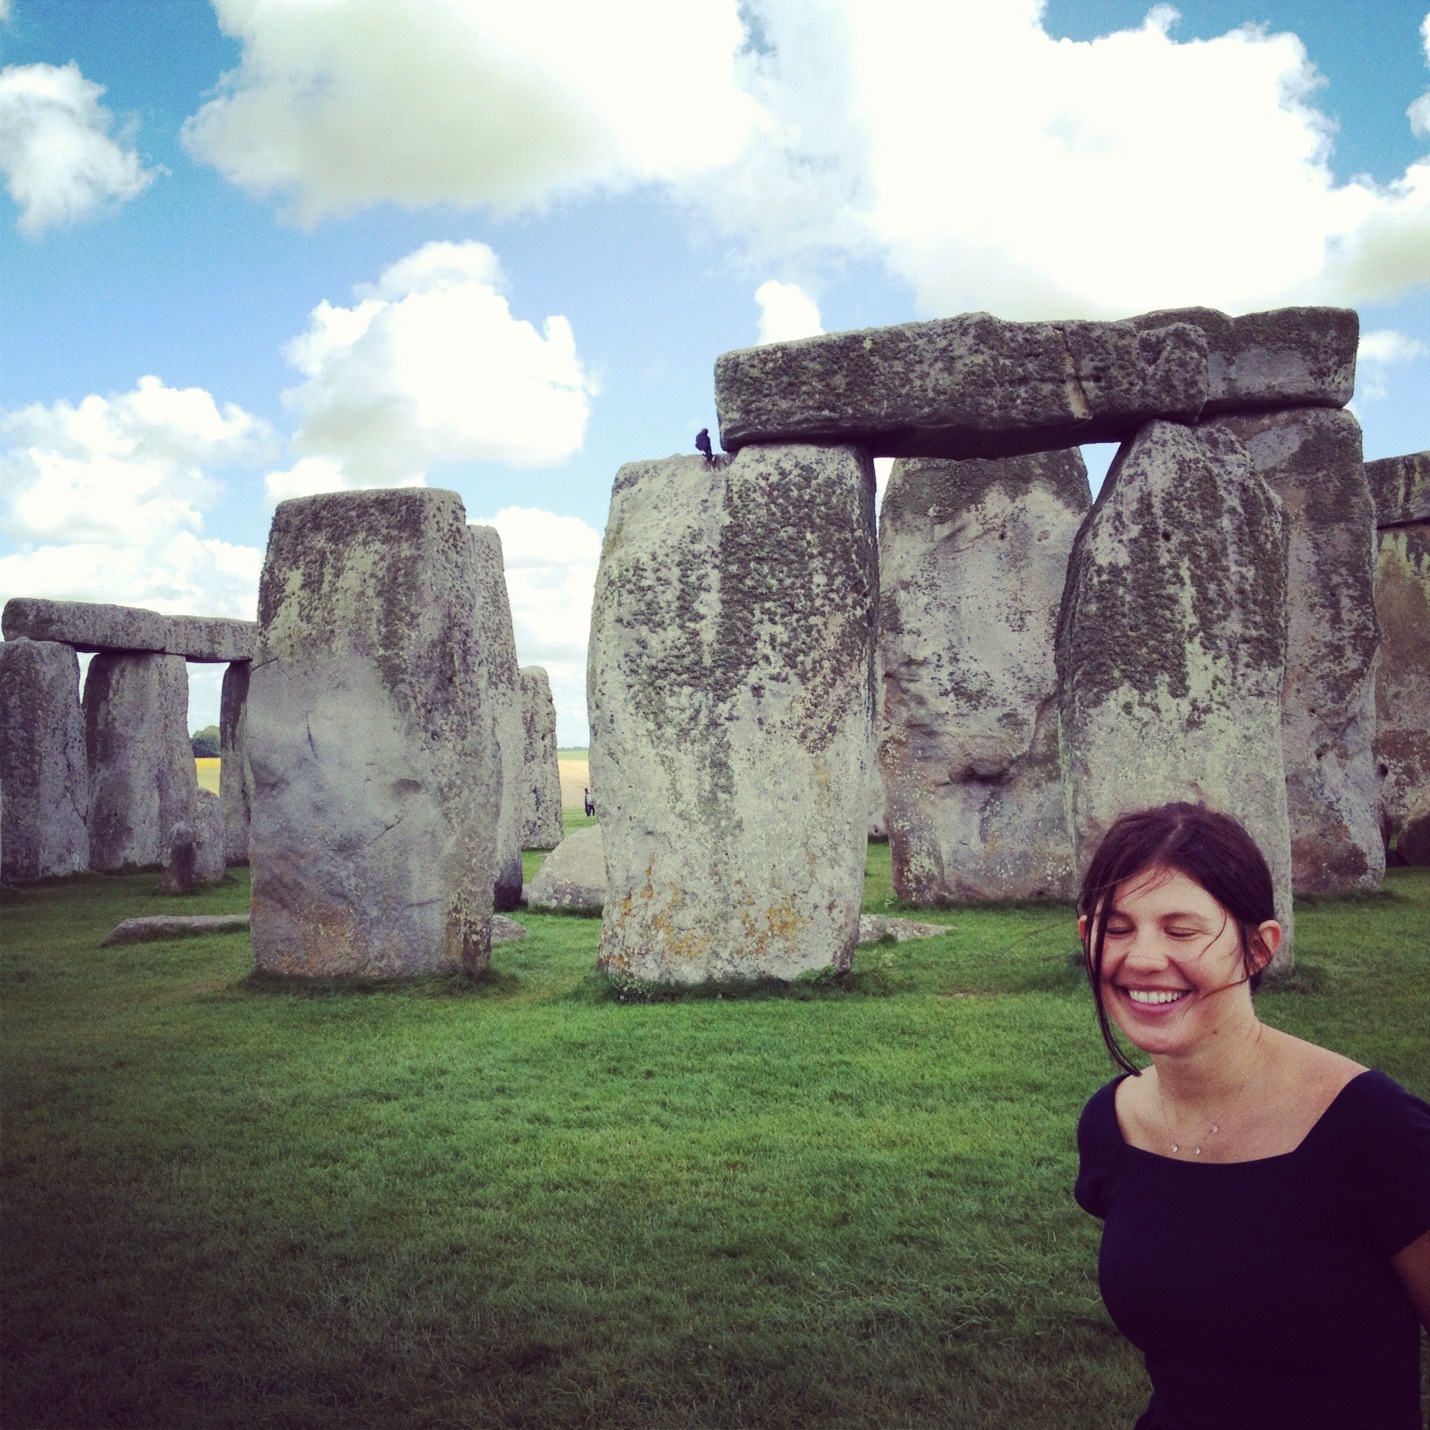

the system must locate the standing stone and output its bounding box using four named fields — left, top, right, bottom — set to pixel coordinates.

left=193, top=787, right=226, bottom=884
left=0, top=638, right=89, bottom=881
left=519, top=666, right=562, bottom=852
left=470, top=526, right=524, bottom=910
left=1205, top=408, right=1382, bottom=893
left=1056, top=419, right=1294, bottom=963
left=878, top=449, right=1089, bottom=902
left=248, top=488, right=497, bottom=978
left=588, top=443, right=877, bottom=983
left=219, top=661, right=251, bottom=865
left=84, top=652, right=196, bottom=871
left=161, top=821, right=198, bottom=894
left=1366, top=452, right=1430, bottom=862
